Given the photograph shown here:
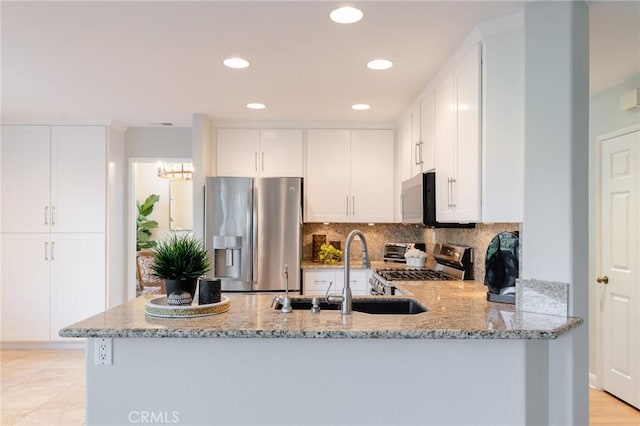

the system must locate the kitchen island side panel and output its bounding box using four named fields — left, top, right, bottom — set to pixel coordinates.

left=86, top=337, right=534, bottom=426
